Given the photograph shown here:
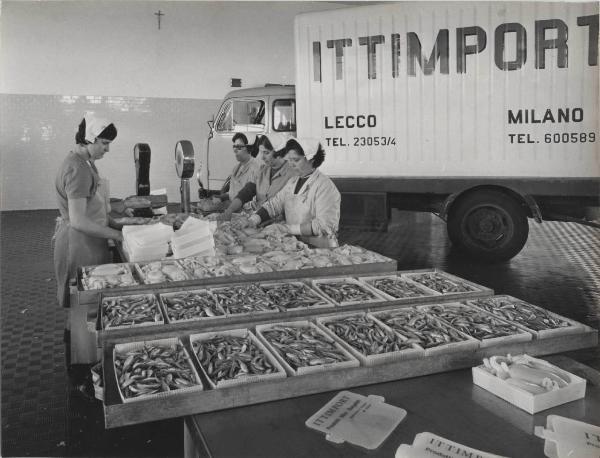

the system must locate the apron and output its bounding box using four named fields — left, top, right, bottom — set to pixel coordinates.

left=283, top=179, right=339, bottom=249
left=53, top=165, right=111, bottom=363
